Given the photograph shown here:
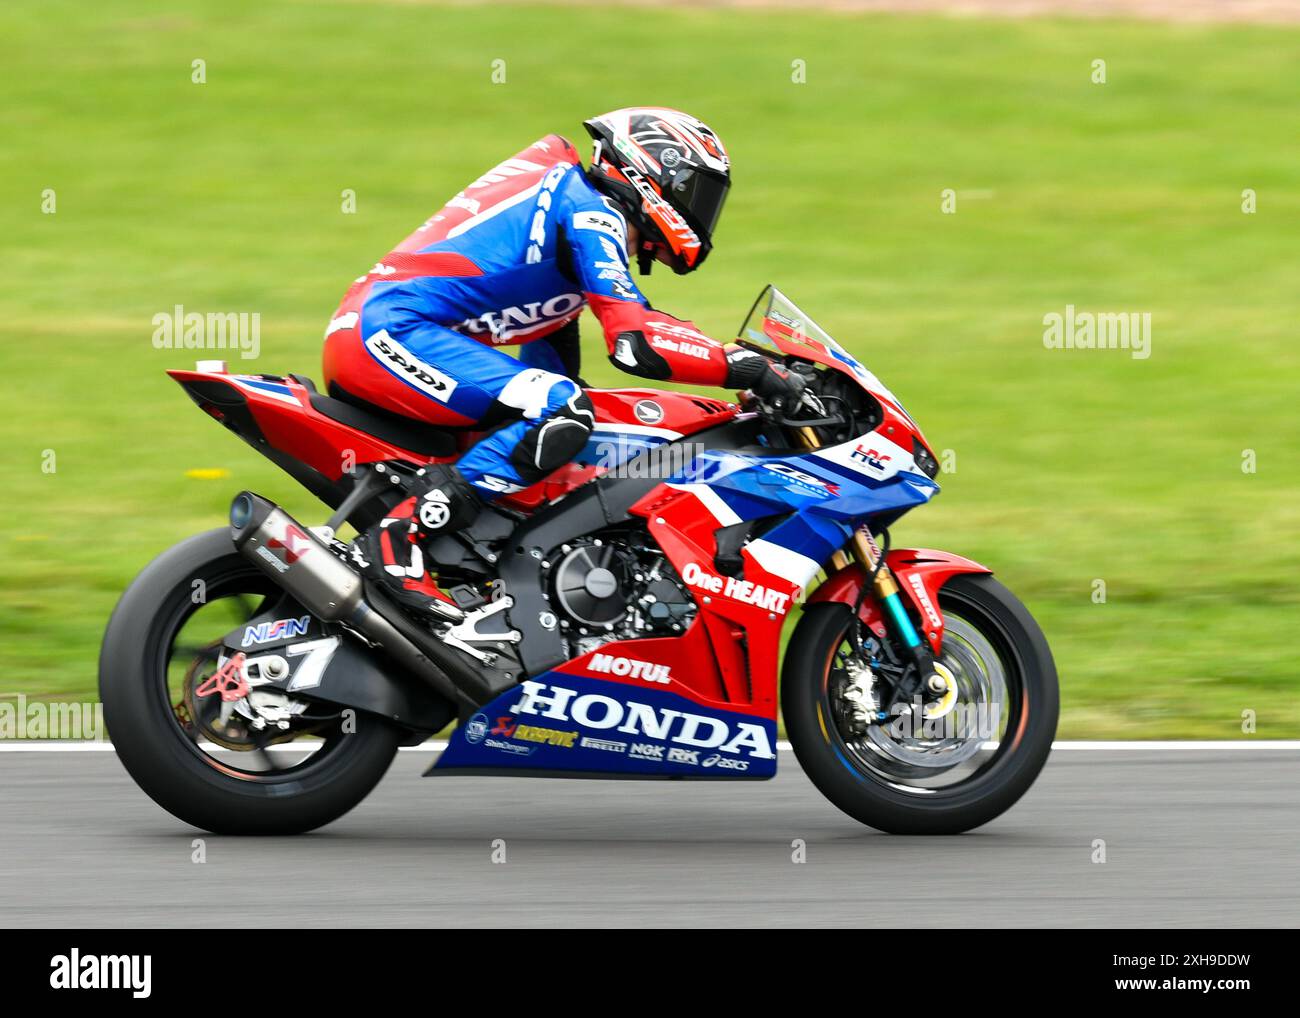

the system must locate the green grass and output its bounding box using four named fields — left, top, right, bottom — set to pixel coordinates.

left=2, top=1, right=1297, bottom=738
